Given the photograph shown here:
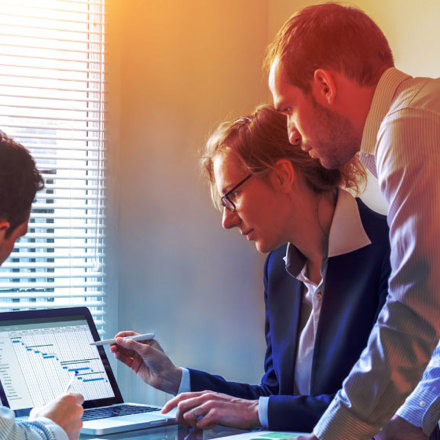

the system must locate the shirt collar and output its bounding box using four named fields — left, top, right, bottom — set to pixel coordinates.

left=328, top=188, right=371, bottom=257
left=284, top=189, right=371, bottom=277
left=361, top=67, right=412, bottom=155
